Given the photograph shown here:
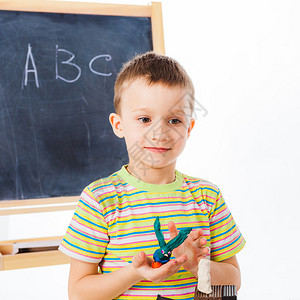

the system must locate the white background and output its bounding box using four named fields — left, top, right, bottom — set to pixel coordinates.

left=0, top=0, right=299, bottom=299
